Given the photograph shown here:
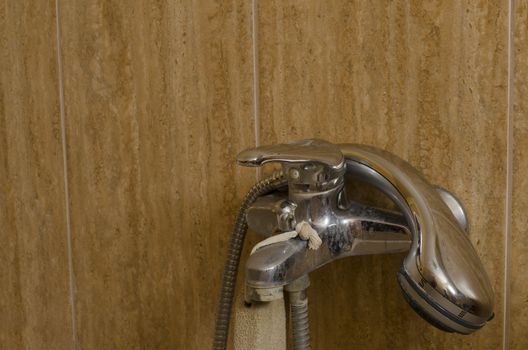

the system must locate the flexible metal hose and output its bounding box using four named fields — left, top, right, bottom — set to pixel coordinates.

left=289, top=290, right=311, bottom=350
left=213, top=172, right=286, bottom=350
